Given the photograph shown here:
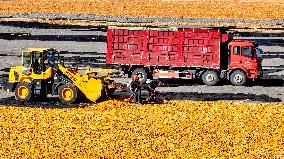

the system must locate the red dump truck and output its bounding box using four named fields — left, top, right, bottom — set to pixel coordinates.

left=106, top=27, right=263, bottom=86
